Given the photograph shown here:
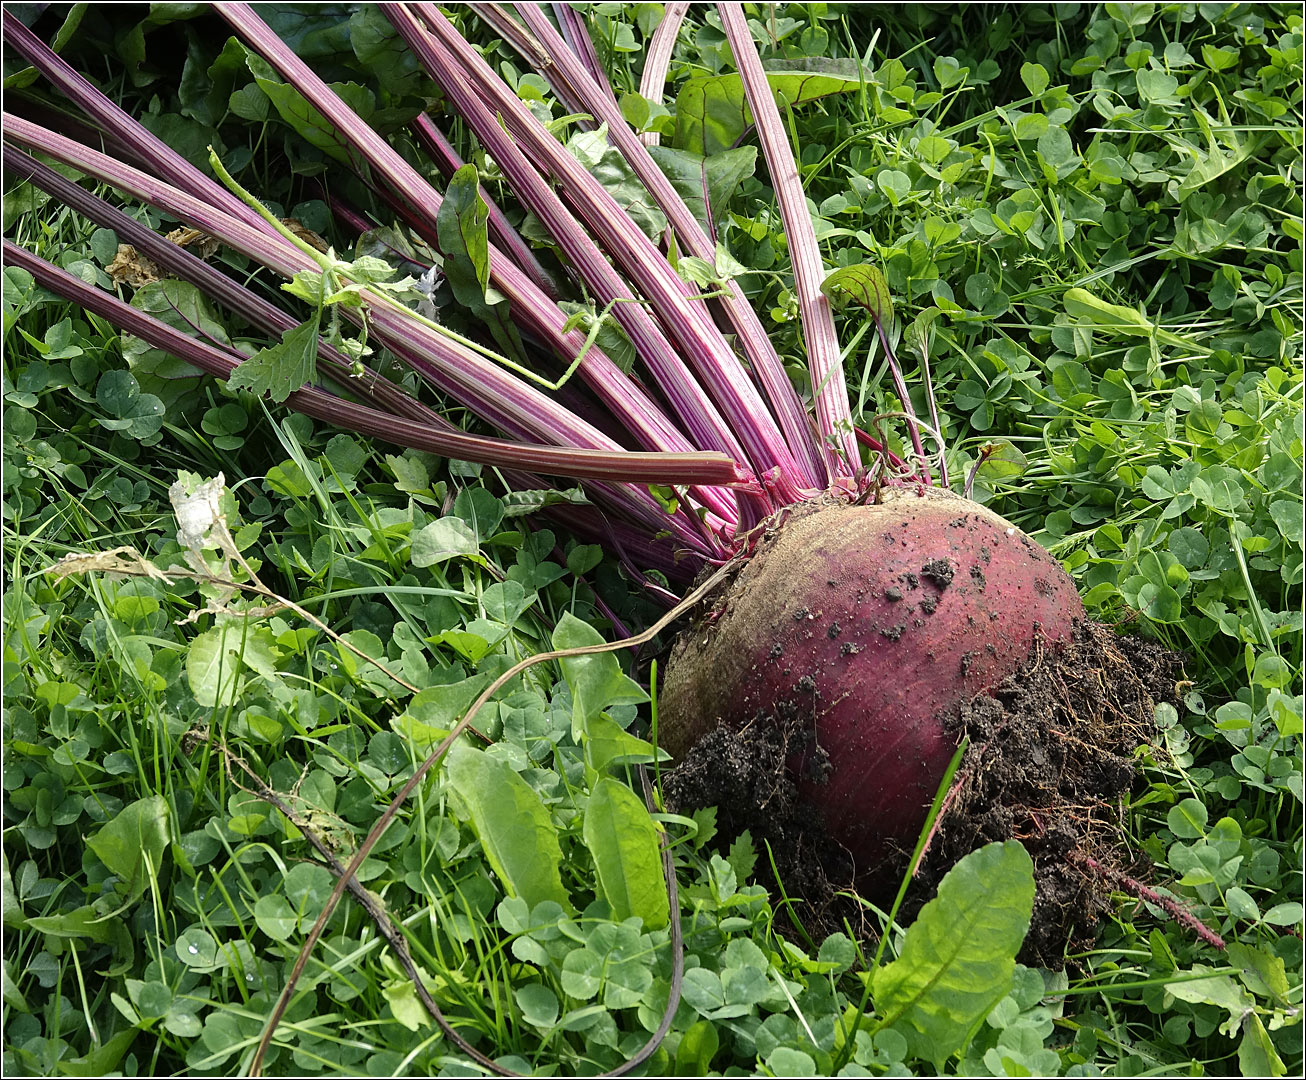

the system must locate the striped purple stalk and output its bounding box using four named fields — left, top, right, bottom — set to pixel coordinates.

left=550, top=3, right=619, bottom=110
left=497, top=2, right=830, bottom=488
left=393, top=7, right=773, bottom=489
left=2, top=241, right=738, bottom=490
left=2, top=115, right=731, bottom=548
left=400, top=4, right=809, bottom=502
left=637, top=2, right=691, bottom=148
left=717, top=4, right=861, bottom=478
left=1, top=9, right=277, bottom=241
left=7, top=146, right=436, bottom=425
left=213, top=3, right=744, bottom=527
